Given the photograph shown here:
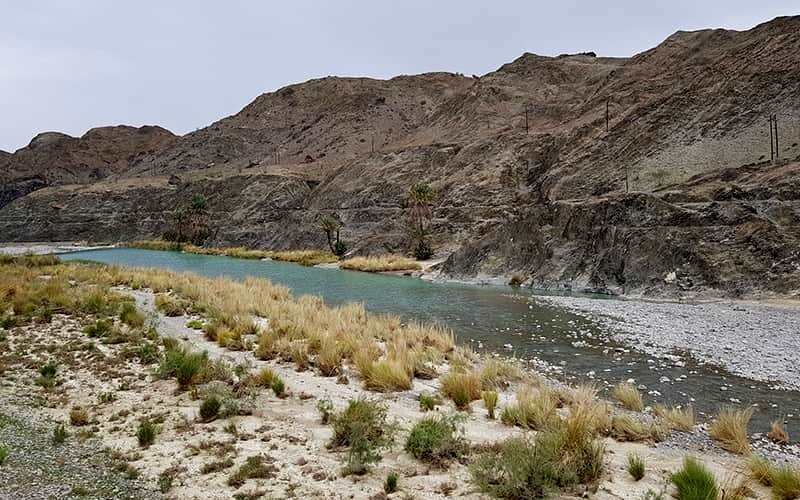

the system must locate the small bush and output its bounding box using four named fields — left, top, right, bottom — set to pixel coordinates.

left=36, top=361, right=58, bottom=388
left=252, top=367, right=276, bottom=387
left=157, top=345, right=208, bottom=389
left=482, top=391, right=498, bottom=419
left=329, top=399, right=394, bottom=475
left=69, top=407, right=89, bottom=426
left=119, top=302, right=145, bottom=328
left=419, top=393, right=439, bottom=412
left=405, top=414, right=468, bottom=466
left=612, top=382, right=643, bottom=411
left=653, top=405, right=694, bottom=432
left=271, top=376, right=286, bottom=398
left=137, top=420, right=158, bottom=448
left=627, top=453, right=645, bottom=481
left=200, top=396, right=222, bottom=422
left=317, top=399, right=334, bottom=424
left=440, top=370, right=481, bottom=410
left=709, top=407, right=752, bottom=455
left=0, top=444, right=8, bottom=465
left=186, top=319, right=204, bottom=330
left=52, top=424, right=68, bottom=445
left=84, top=318, right=114, bottom=338
left=155, top=294, right=186, bottom=316
left=384, top=471, right=399, bottom=493
left=670, top=457, right=718, bottom=500
left=227, top=456, right=277, bottom=487
left=768, top=419, right=790, bottom=445
left=412, top=241, right=434, bottom=260
left=200, top=458, right=234, bottom=474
